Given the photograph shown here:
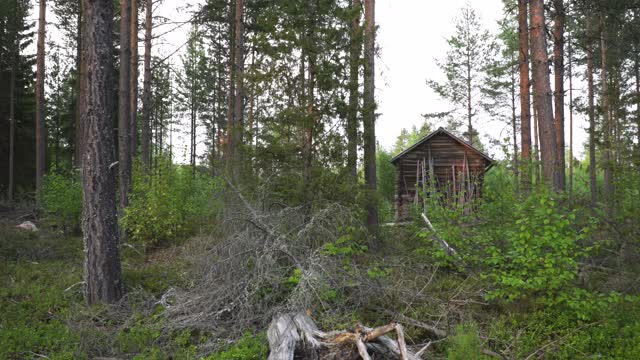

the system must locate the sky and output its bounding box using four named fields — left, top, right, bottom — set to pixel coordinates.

left=38, top=0, right=589, bottom=163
